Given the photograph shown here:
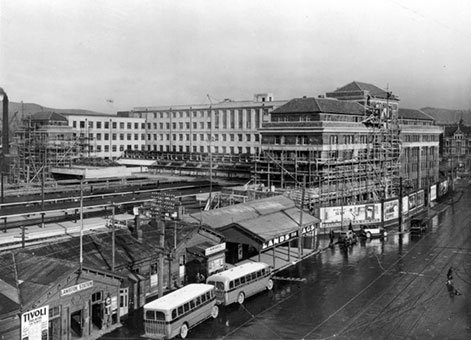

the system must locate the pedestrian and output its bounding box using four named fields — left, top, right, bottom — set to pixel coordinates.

left=348, top=221, right=353, bottom=231
left=329, top=229, right=335, bottom=246
left=447, top=266, right=453, bottom=280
